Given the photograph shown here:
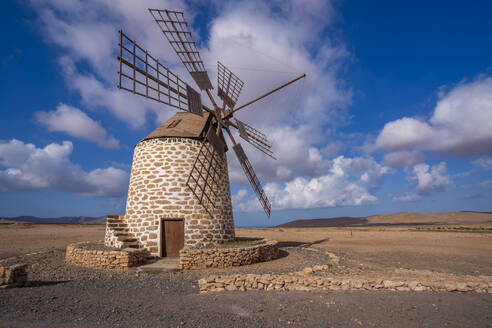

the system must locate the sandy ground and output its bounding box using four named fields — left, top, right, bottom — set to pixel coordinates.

left=0, top=224, right=103, bottom=259
left=237, top=226, right=492, bottom=276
